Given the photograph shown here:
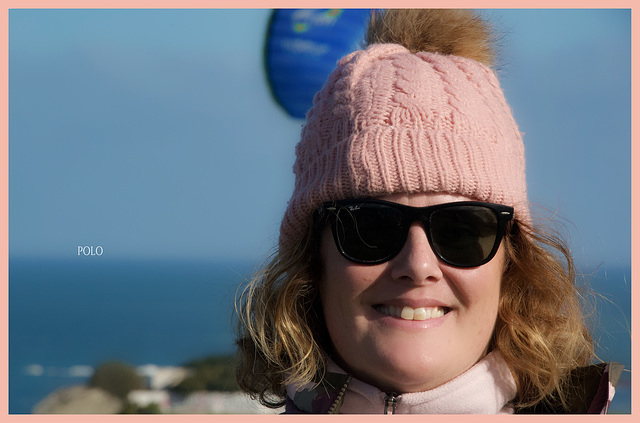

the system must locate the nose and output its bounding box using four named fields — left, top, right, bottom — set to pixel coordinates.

left=389, top=222, right=444, bottom=284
